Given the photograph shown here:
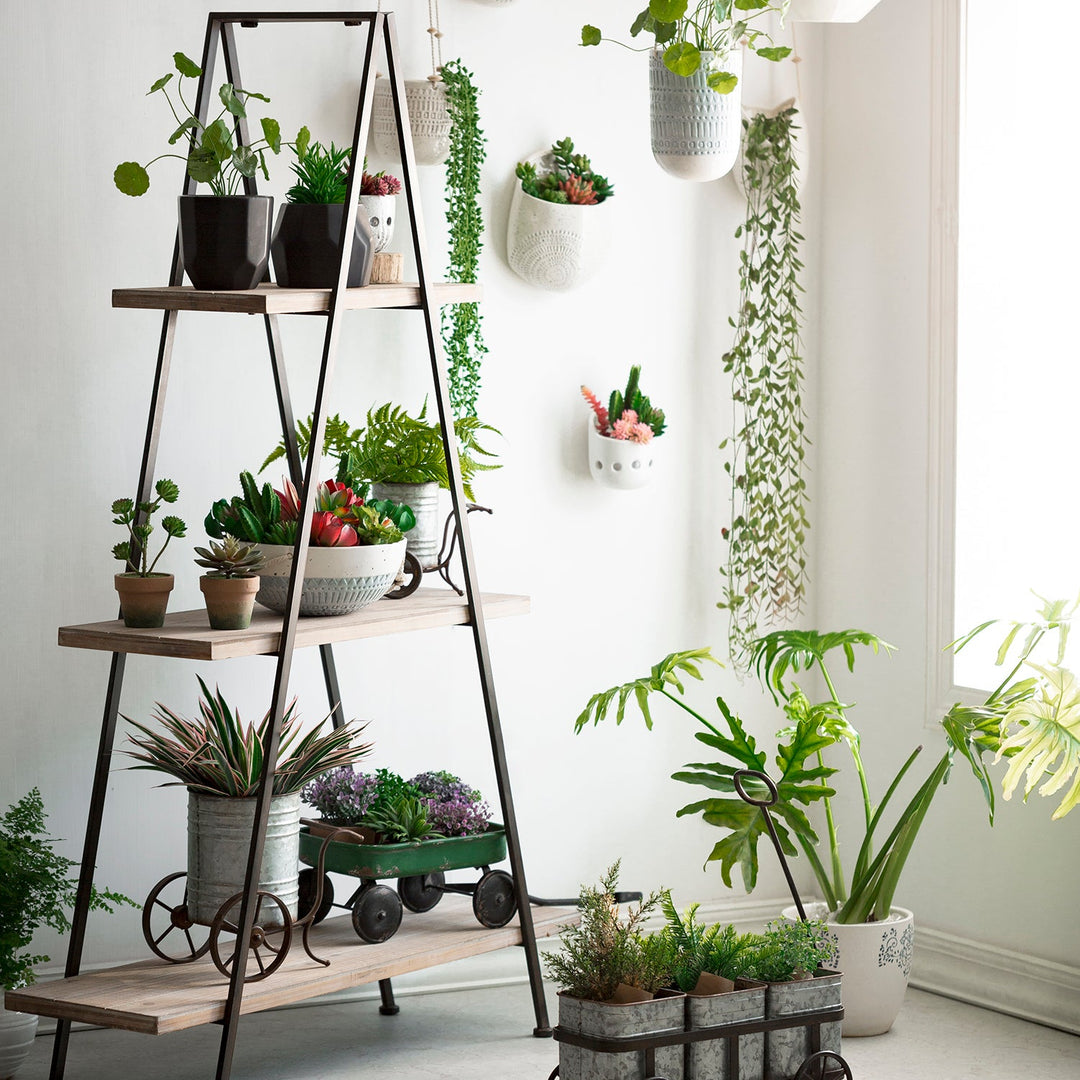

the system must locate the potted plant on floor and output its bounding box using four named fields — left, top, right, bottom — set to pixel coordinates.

left=581, top=365, right=666, bottom=490
left=194, top=534, right=265, bottom=630
left=580, top=2, right=793, bottom=180
left=111, top=477, right=187, bottom=628
left=1, top=790, right=133, bottom=1080
left=124, top=678, right=370, bottom=935
left=205, top=471, right=411, bottom=616
left=270, top=136, right=375, bottom=289
left=546, top=862, right=684, bottom=1080
left=508, top=137, right=614, bottom=291
left=115, top=51, right=304, bottom=290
